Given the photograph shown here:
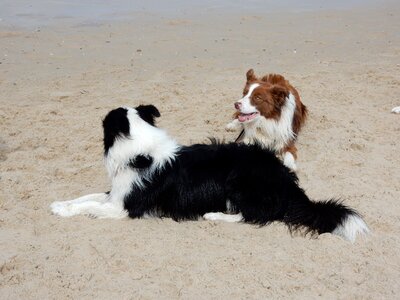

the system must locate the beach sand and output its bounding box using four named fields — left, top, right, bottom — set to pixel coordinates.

left=1, top=2, right=400, bottom=299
